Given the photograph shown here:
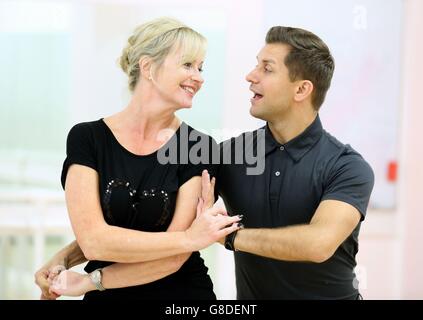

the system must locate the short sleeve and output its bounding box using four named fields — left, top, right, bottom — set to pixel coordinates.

left=177, top=133, right=219, bottom=187
left=61, top=123, right=98, bottom=189
left=321, top=154, right=374, bottom=221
